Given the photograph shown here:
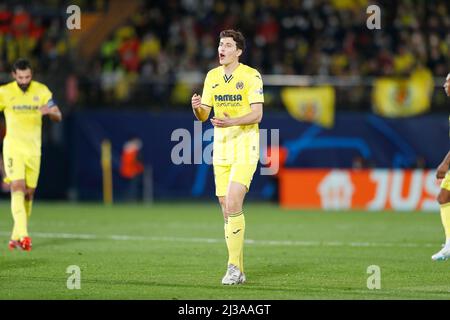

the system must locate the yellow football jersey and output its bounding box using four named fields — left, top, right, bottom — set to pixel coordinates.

left=0, top=80, right=54, bottom=156
left=201, top=63, right=264, bottom=165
